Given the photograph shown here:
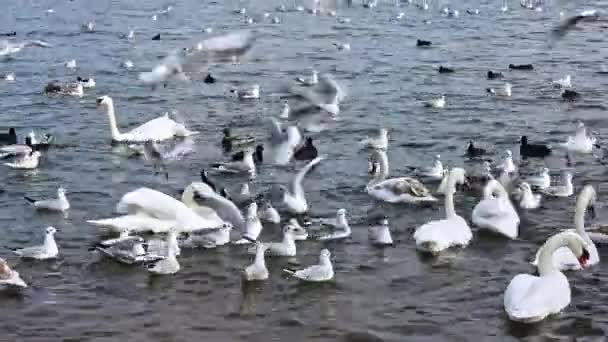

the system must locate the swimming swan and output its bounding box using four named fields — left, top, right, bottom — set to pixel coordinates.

left=472, top=180, right=519, bottom=239
left=413, top=168, right=471, bottom=254
left=96, top=96, right=198, bottom=142
left=504, top=231, right=590, bottom=323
